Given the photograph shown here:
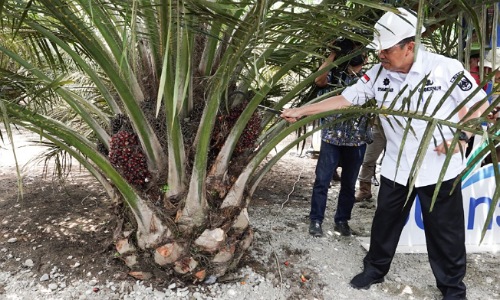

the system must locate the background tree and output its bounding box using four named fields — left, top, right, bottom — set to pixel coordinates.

left=0, top=0, right=498, bottom=282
